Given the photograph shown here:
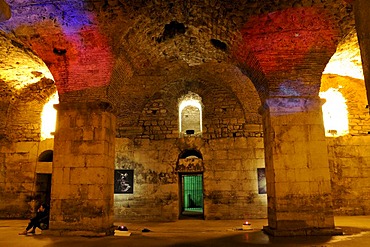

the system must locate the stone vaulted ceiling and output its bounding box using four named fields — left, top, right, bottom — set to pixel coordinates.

left=0, top=0, right=361, bottom=120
